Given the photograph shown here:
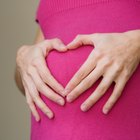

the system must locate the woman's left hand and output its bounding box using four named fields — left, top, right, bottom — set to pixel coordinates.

left=64, top=30, right=140, bottom=114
